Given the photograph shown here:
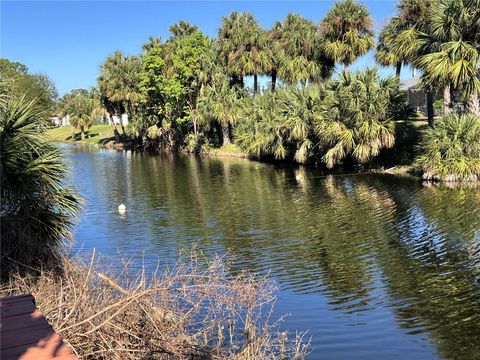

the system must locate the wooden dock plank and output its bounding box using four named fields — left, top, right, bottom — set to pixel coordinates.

left=0, top=294, right=77, bottom=360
